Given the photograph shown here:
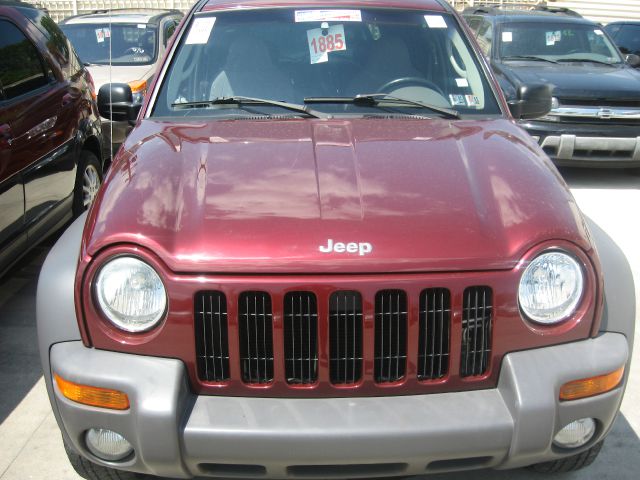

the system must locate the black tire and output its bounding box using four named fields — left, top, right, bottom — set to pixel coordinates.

left=63, top=440, right=141, bottom=480
left=73, top=150, right=103, bottom=217
left=530, top=440, right=604, bottom=474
